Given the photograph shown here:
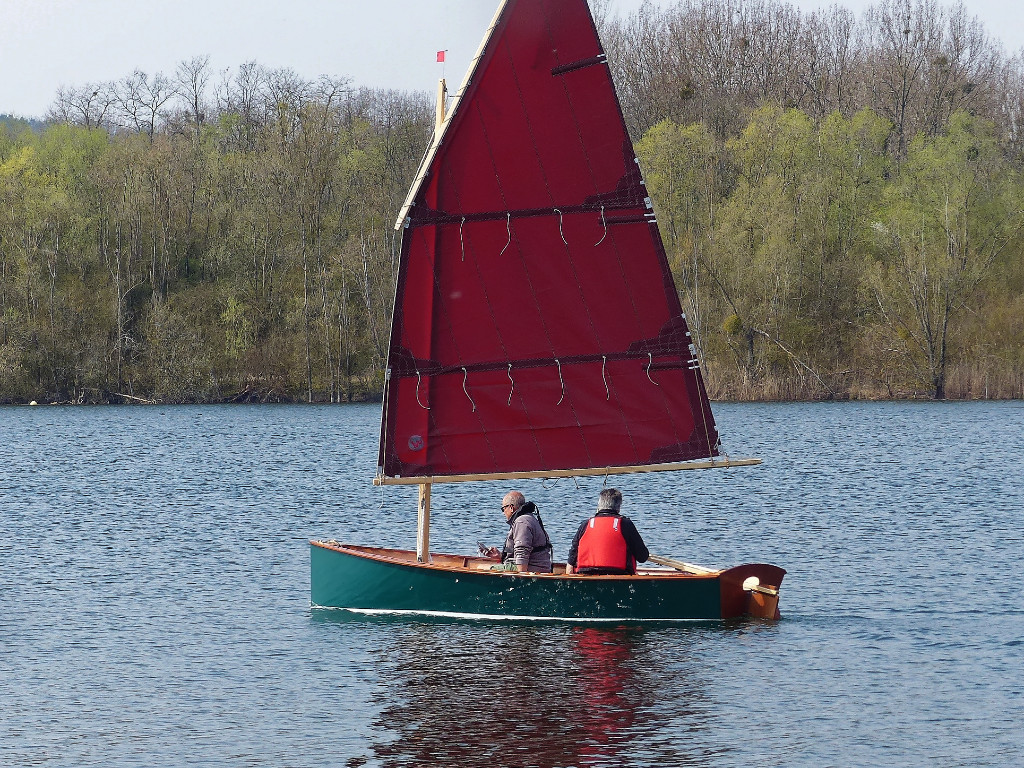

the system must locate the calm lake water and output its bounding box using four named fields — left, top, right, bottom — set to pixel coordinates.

left=1, top=401, right=1022, bottom=767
